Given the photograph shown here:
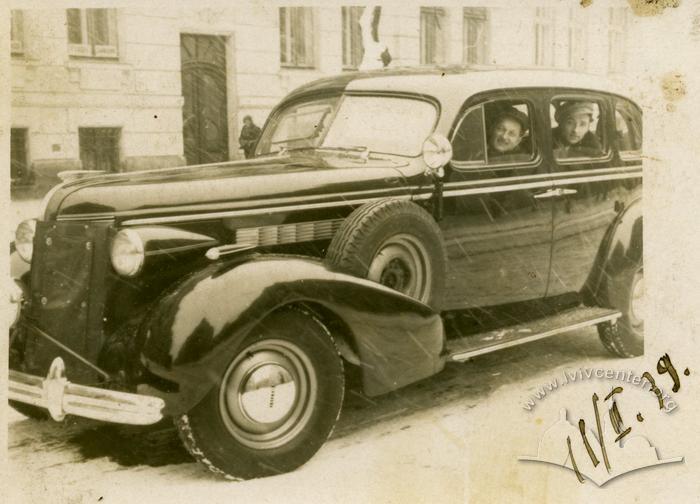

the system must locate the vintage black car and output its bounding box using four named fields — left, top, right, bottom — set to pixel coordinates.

left=9, top=67, right=643, bottom=480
